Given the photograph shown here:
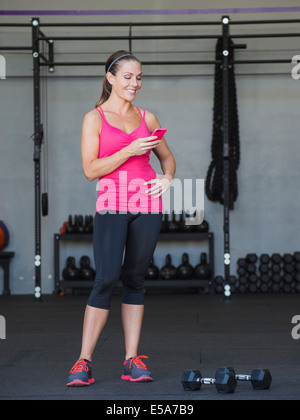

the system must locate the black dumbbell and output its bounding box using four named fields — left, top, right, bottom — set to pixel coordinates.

left=246, top=253, right=258, bottom=264
left=294, top=252, right=300, bottom=263
left=214, top=276, right=224, bottom=294
left=181, top=369, right=237, bottom=394
left=260, top=254, right=270, bottom=264
left=216, top=367, right=272, bottom=390
left=271, top=253, right=282, bottom=264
